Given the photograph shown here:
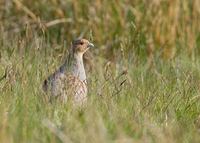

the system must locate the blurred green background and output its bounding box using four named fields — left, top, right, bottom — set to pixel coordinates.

left=1, top=0, right=200, bottom=60
left=1, top=0, right=200, bottom=143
